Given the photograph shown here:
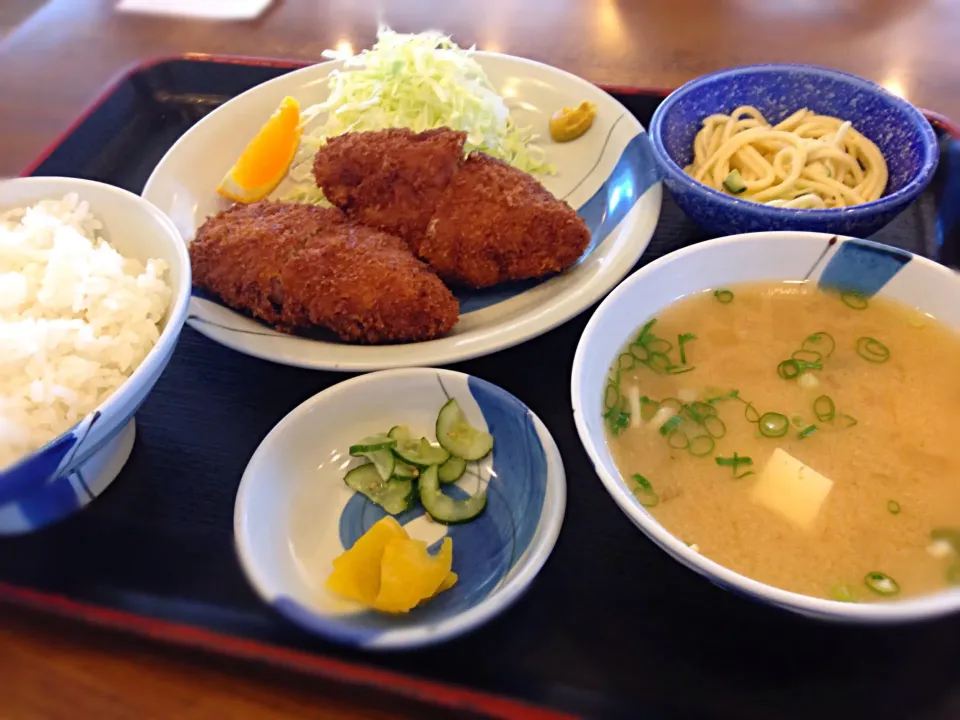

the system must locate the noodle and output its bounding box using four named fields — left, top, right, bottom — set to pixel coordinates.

left=684, top=106, right=888, bottom=208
